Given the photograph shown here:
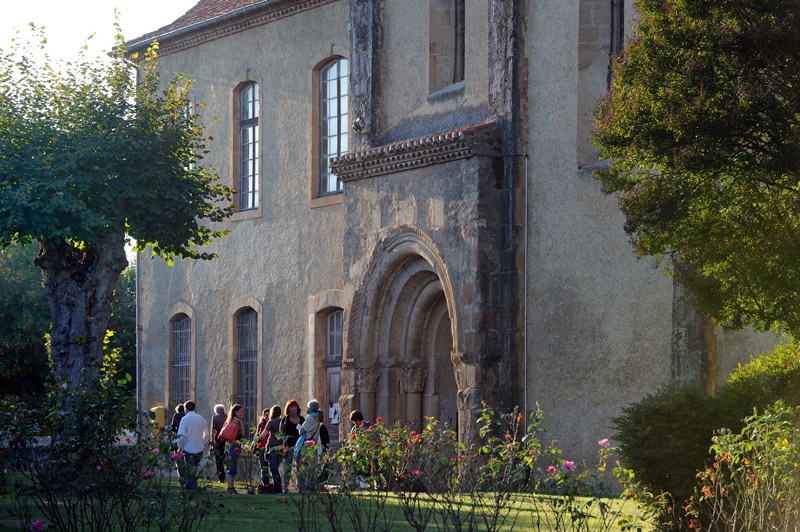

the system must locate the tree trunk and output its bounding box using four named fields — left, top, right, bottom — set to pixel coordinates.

left=35, top=233, right=129, bottom=390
